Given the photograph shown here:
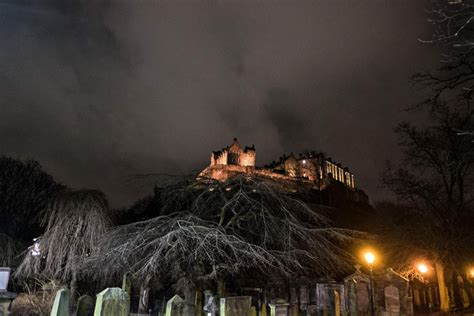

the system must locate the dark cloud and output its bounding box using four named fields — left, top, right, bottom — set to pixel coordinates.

left=0, top=0, right=438, bottom=206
